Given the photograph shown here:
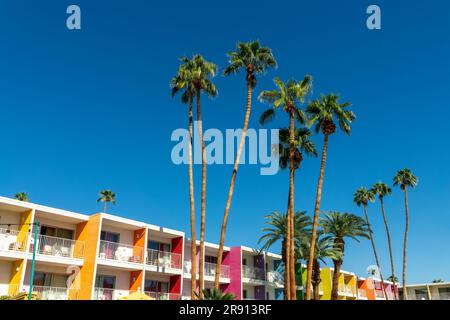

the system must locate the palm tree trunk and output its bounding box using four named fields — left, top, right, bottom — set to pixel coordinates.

left=288, top=111, right=296, bottom=300
left=188, top=96, right=197, bottom=299
left=331, top=259, right=342, bottom=300
left=103, top=202, right=107, bottom=213
left=363, top=205, right=388, bottom=299
left=402, top=188, right=409, bottom=300
left=380, top=197, right=397, bottom=299
left=196, top=90, right=206, bottom=298
left=285, top=188, right=291, bottom=300
left=312, top=259, right=321, bottom=300
left=281, top=238, right=289, bottom=300
left=305, top=134, right=329, bottom=299
left=214, top=77, right=253, bottom=288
